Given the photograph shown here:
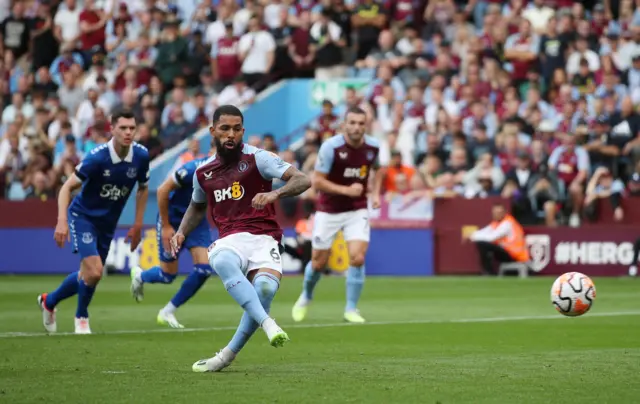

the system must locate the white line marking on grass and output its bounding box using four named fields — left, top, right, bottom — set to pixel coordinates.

left=102, top=371, right=127, bottom=374
left=3, top=311, right=639, bottom=339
